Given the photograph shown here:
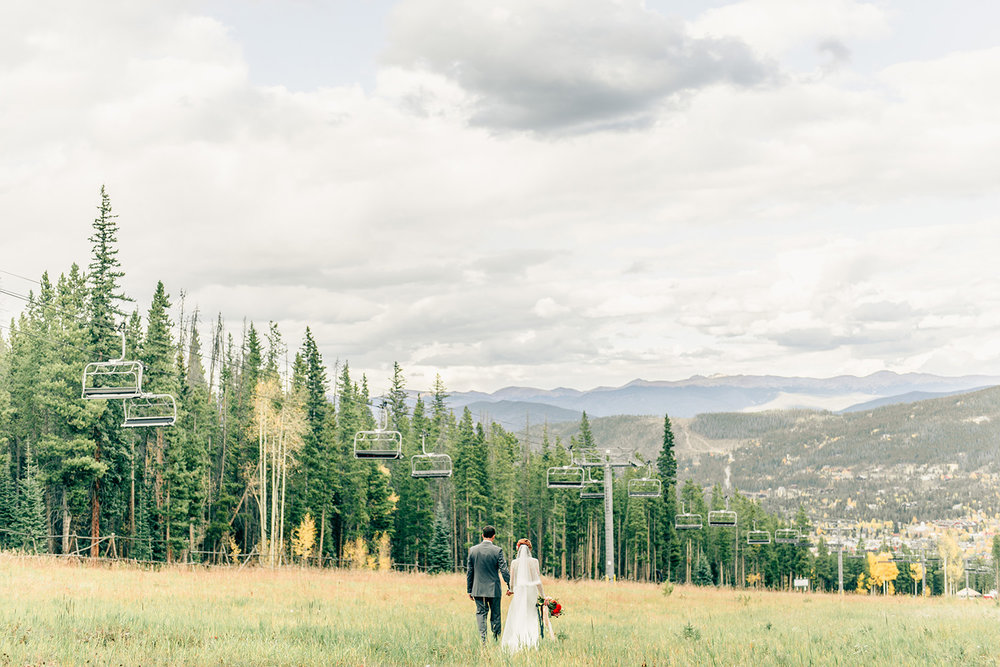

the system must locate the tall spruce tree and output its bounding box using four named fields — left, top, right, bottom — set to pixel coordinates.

left=86, top=187, right=131, bottom=557
left=656, top=414, right=680, bottom=580
left=292, top=329, right=336, bottom=559
left=17, top=447, right=47, bottom=553
left=427, top=501, right=452, bottom=573
left=141, top=282, right=183, bottom=560
left=332, top=363, right=368, bottom=555
left=0, top=454, right=14, bottom=548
